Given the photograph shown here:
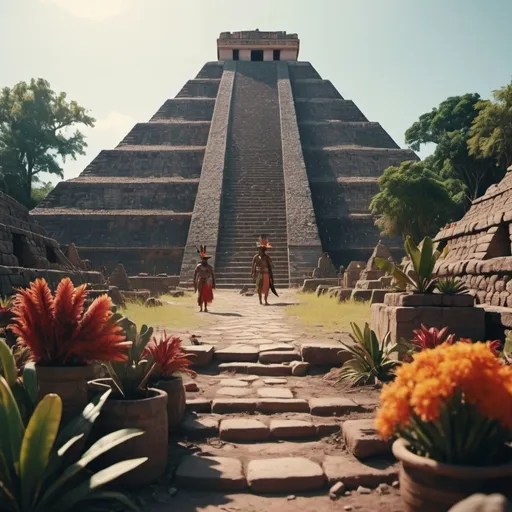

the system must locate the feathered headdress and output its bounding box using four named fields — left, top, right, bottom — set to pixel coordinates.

left=257, top=235, right=272, bottom=249
left=196, top=245, right=210, bottom=259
